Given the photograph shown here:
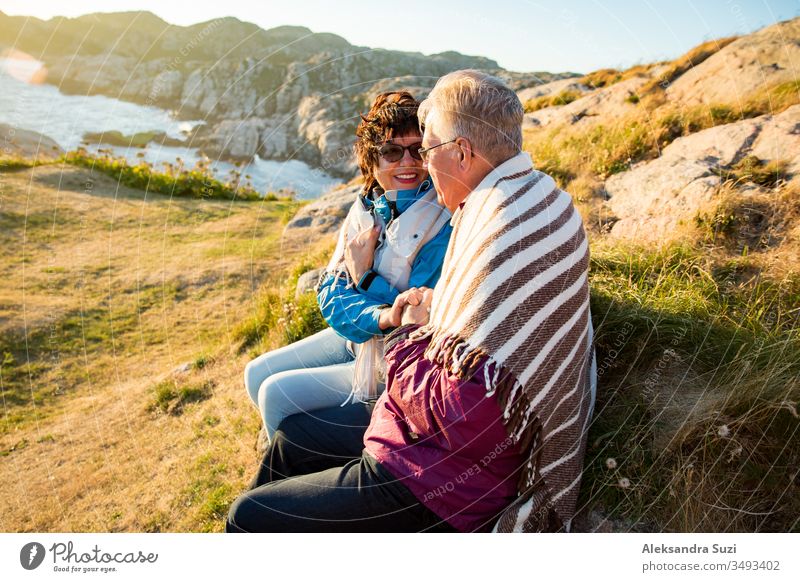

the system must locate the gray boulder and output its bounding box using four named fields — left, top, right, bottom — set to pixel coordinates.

left=295, top=268, right=325, bottom=298
left=604, top=105, right=800, bottom=242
